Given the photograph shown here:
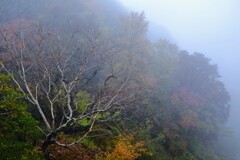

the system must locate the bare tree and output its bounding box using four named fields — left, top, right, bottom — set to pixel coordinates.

left=0, top=20, right=131, bottom=155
